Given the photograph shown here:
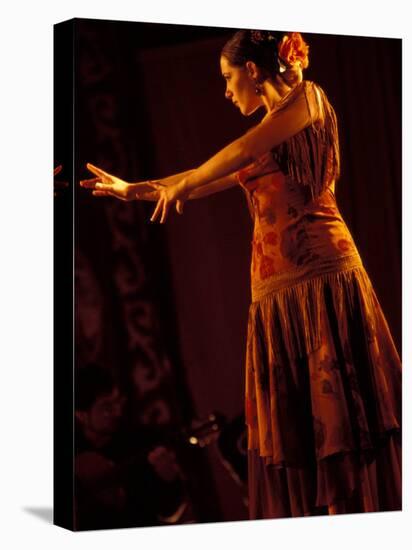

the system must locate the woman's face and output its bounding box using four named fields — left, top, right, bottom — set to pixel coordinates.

left=220, top=56, right=262, bottom=116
